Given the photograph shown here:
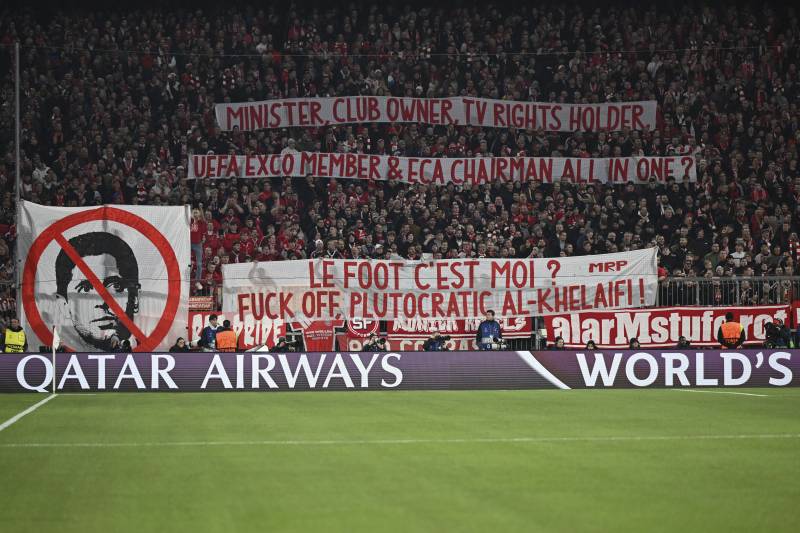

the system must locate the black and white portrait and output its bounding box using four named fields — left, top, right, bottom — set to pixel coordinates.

left=55, top=232, right=141, bottom=350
